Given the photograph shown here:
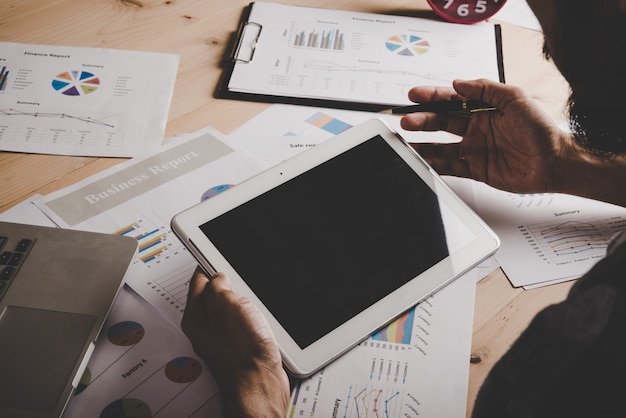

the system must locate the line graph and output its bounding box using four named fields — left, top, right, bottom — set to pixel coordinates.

left=540, top=221, right=604, bottom=255
left=303, top=60, right=451, bottom=83
left=0, top=108, right=116, bottom=128
left=520, top=216, right=626, bottom=263
left=0, top=107, right=123, bottom=147
left=350, top=386, right=402, bottom=418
